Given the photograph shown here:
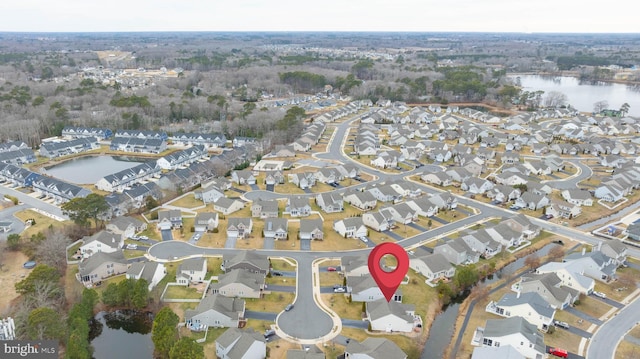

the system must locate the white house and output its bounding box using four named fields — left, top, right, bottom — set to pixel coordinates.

left=471, top=317, right=545, bottom=359
left=347, top=275, right=402, bottom=303
left=366, top=299, right=420, bottom=333
left=177, top=257, right=208, bottom=284
left=80, top=231, right=123, bottom=259
left=186, top=295, right=246, bottom=330
left=215, top=328, right=265, bottom=359
left=333, top=217, right=367, bottom=238
left=485, top=292, right=555, bottom=331
left=409, top=253, right=455, bottom=285
left=126, top=261, right=167, bottom=291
